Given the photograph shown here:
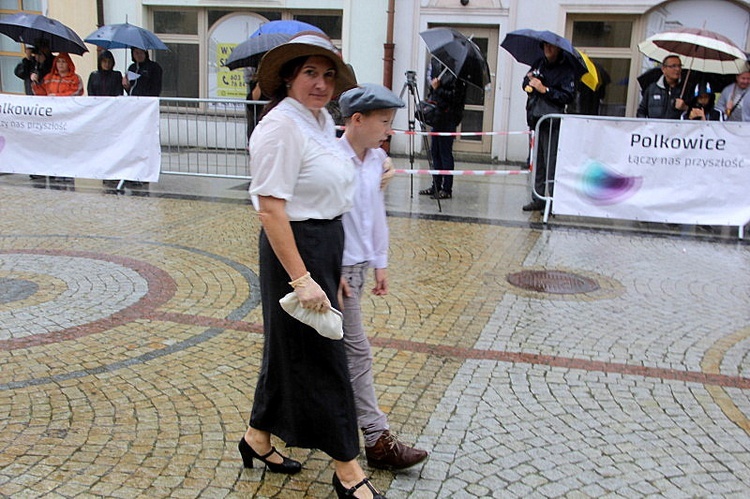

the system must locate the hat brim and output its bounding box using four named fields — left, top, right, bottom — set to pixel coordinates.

left=257, top=42, right=357, bottom=98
